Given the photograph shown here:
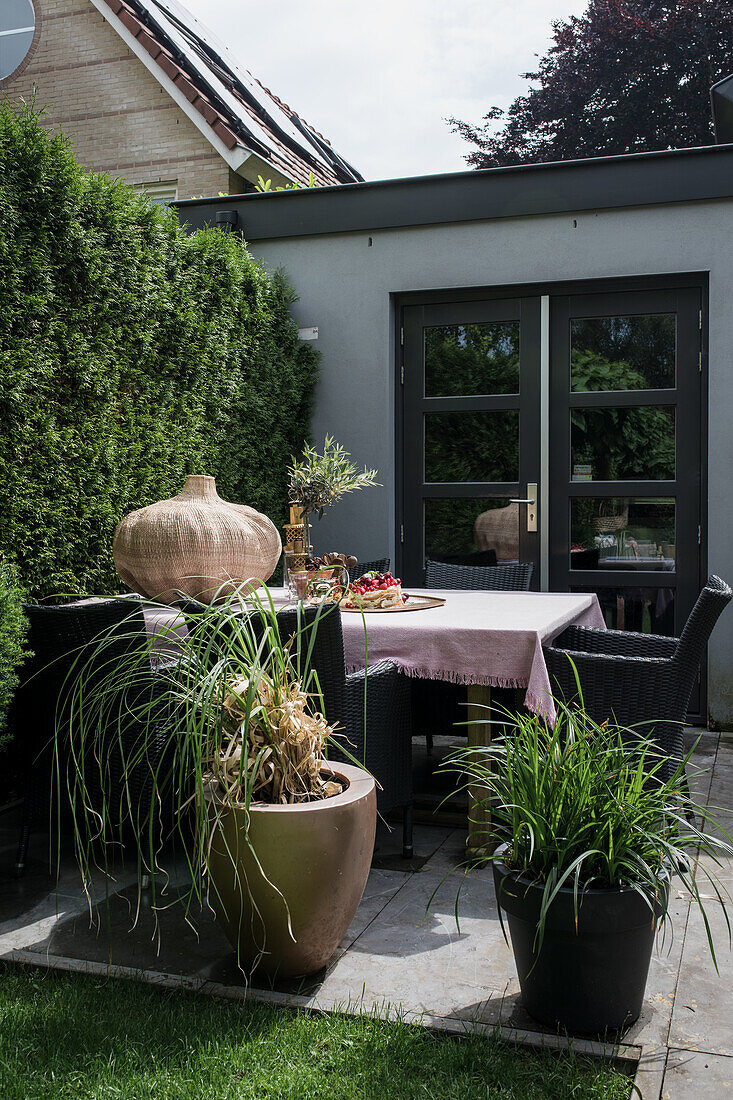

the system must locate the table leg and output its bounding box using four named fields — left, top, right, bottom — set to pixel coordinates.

left=466, top=683, right=493, bottom=861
